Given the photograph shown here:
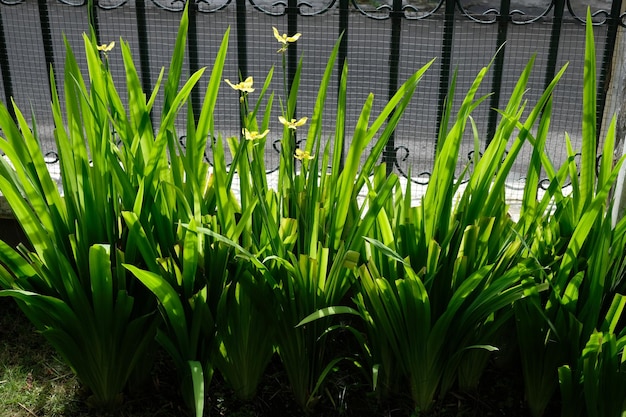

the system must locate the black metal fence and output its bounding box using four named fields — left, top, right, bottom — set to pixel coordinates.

left=0, top=0, right=624, bottom=181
